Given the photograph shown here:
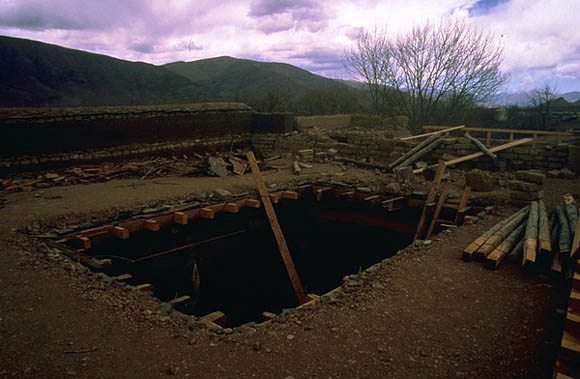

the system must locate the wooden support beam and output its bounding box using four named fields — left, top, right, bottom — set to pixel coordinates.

left=381, top=196, right=406, bottom=211
left=44, top=239, right=104, bottom=270
left=112, top=226, right=129, bottom=239
left=245, top=199, right=261, bottom=208
left=281, top=190, right=299, bottom=200
left=463, top=206, right=529, bottom=261
left=135, top=283, right=153, bottom=292
left=144, top=219, right=160, bottom=232
left=339, top=190, right=355, bottom=200
left=168, top=295, right=191, bottom=306
left=390, top=134, right=440, bottom=168
left=538, top=200, right=551, bottom=253
left=399, top=125, right=465, bottom=141
left=113, top=273, right=133, bottom=281
left=76, top=236, right=91, bottom=250
left=426, top=184, right=450, bottom=239
left=465, top=132, right=497, bottom=160
left=314, top=187, right=332, bottom=201
left=198, top=311, right=227, bottom=327
left=246, top=151, right=309, bottom=305
left=476, top=208, right=529, bottom=262
left=454, top=185, right=471, bottom=225
left=523, top=201, right=539, bottom=265
left=173, top=212, right=188, bottom=225
left=199, top=207, right=214, bottom=219
left=224, top=203, right=239, bottom=213
left=413, top=138, right=534, bottom=174
left=414, top=163, right=446, bottom=241
left=485, top=221, right=526, bottom=270
left=269, top=193, right=282, bottom=204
